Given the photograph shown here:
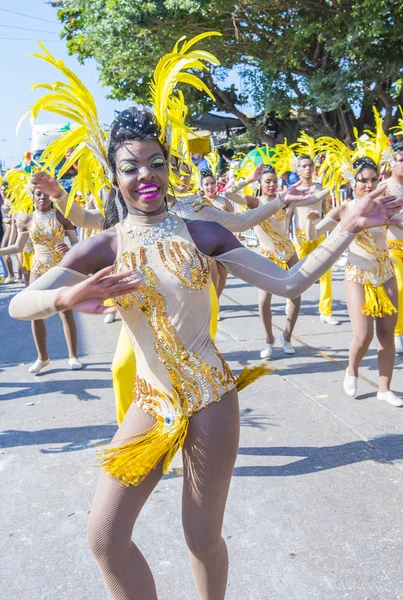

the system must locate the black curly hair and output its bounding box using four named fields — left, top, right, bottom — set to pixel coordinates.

left=353, top=157, right=378, bottom=177
left=104, top=107, right=168, bottom=228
